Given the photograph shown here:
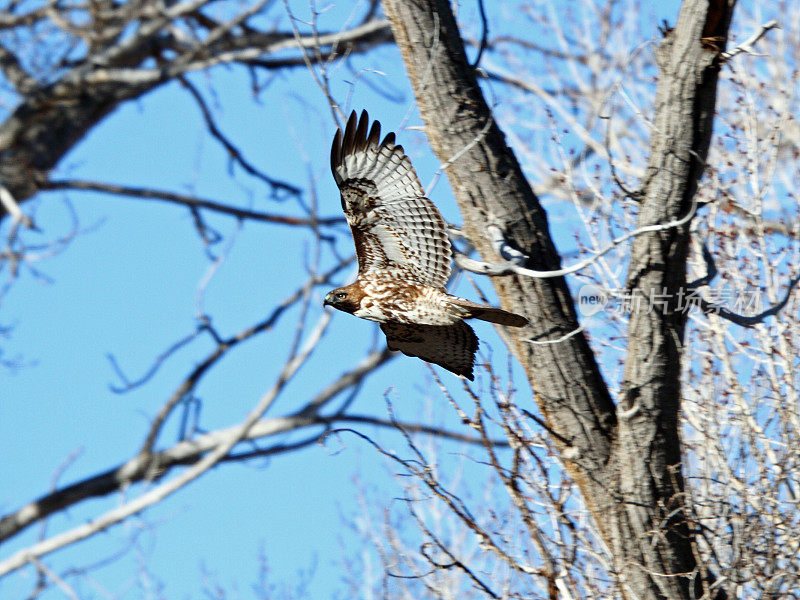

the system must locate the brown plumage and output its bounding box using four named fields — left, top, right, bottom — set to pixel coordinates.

left=324, top=110, right=527, bottom=380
